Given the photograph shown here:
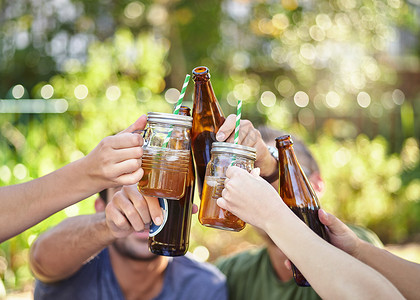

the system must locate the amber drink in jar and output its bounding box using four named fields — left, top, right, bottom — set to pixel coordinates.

left=138, top=112, right=192, bottom=200
left=198, top=142, right=256, bottom=231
